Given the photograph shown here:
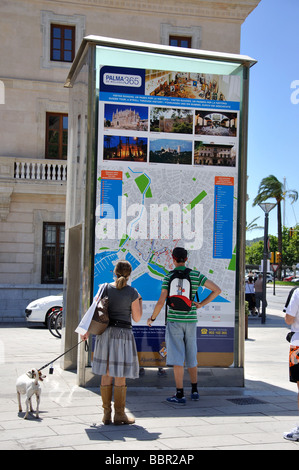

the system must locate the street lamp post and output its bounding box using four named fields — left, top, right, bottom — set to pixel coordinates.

left=258, top=202, right=276, bottom=324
